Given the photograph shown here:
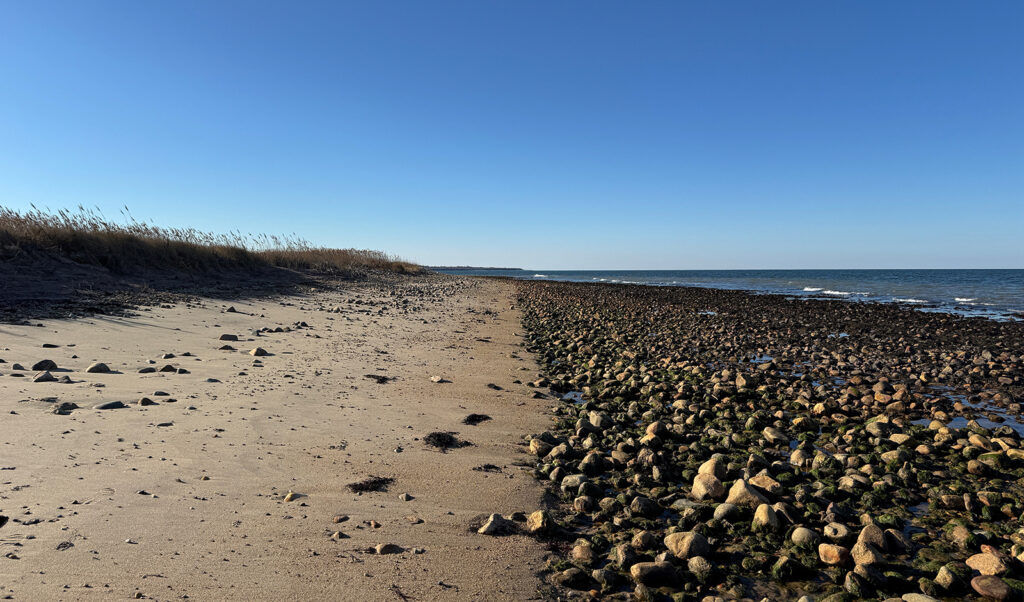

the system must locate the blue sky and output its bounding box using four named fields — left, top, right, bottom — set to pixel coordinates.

left=1, top=1, right=1021, bottom=269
